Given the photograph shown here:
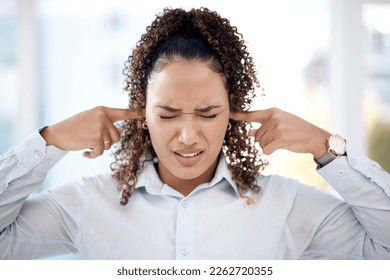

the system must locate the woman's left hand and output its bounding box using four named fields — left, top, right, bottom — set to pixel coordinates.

left=230, top=108, right=331, bottom=158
